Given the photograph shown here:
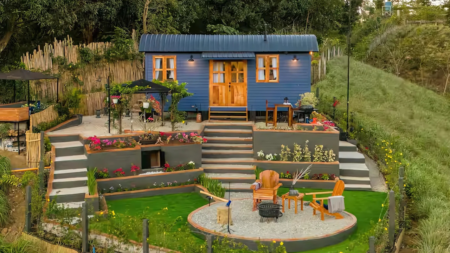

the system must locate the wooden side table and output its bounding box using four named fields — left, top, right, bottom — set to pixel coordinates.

left=282, top=193, right=305, bottom=214
left=273, top=104, right=293, bottom=127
